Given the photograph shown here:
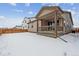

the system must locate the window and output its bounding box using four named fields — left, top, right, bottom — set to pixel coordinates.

left=57, top=20, right=59, bottom=25
left=31, top=25, right=33, bottom=28
left=48, top=22, right=52, bottom=26
left=57, top=20, right=59, bottom=23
